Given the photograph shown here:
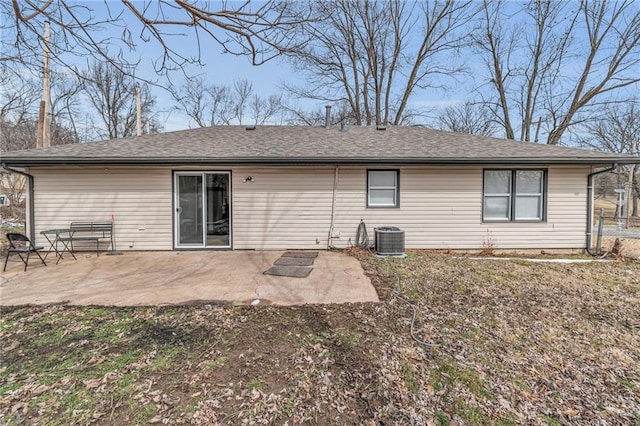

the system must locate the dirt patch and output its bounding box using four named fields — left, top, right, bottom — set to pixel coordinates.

left=1, top=250, right=639, bottom=425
